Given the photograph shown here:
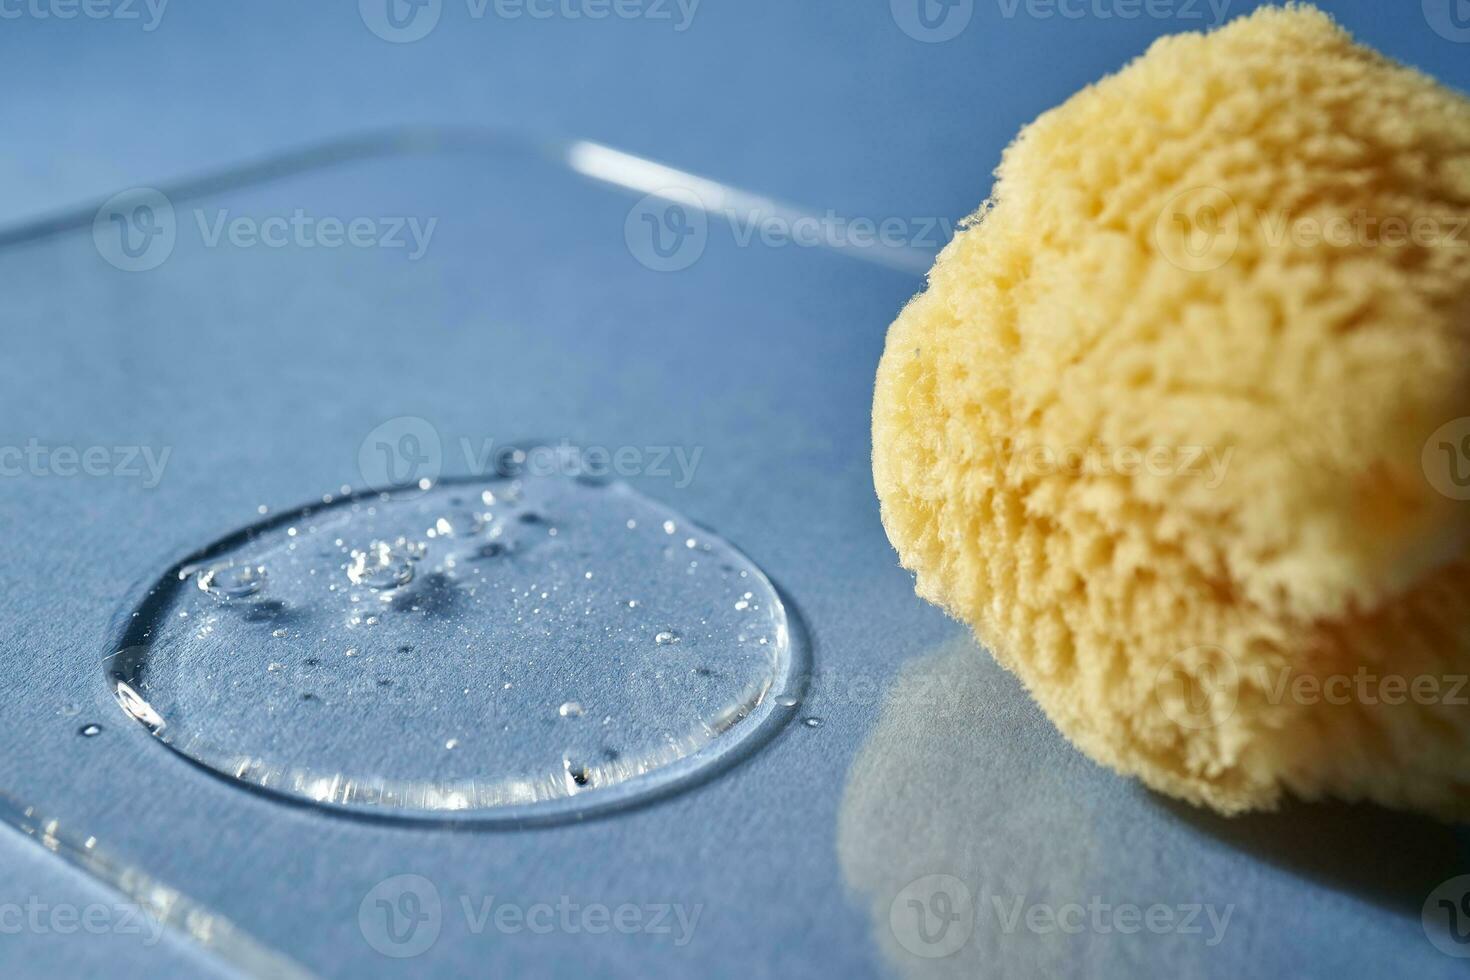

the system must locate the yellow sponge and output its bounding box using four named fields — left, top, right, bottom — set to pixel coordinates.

left=873, top=5, right=1470, bottom=819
